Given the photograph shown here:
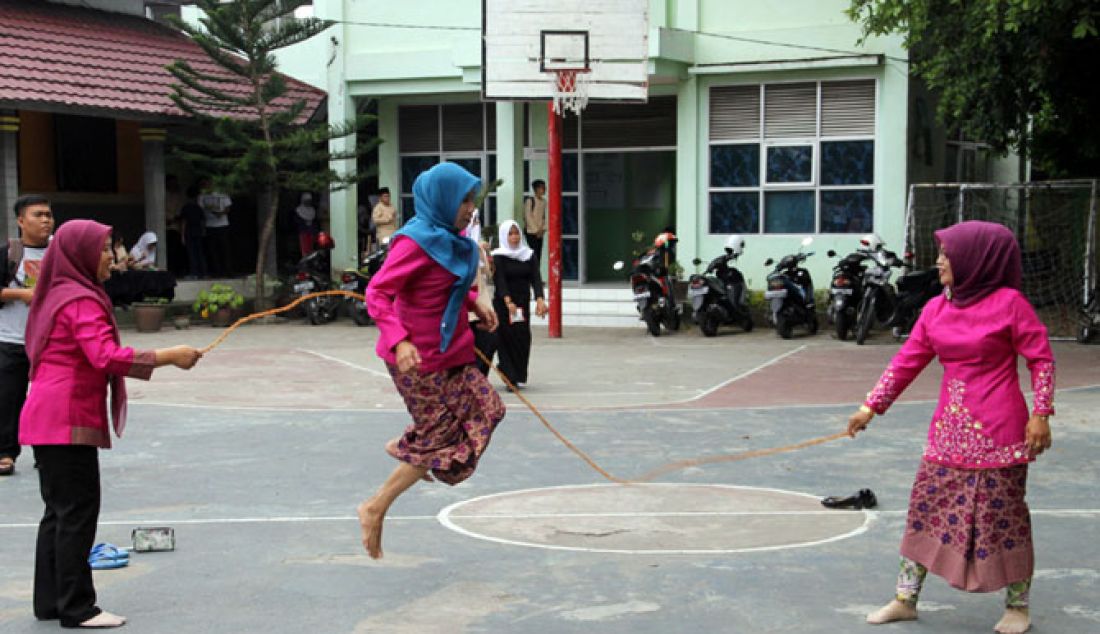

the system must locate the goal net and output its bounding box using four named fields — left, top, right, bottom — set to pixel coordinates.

left=904, top=180, right=1099, bottom=337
